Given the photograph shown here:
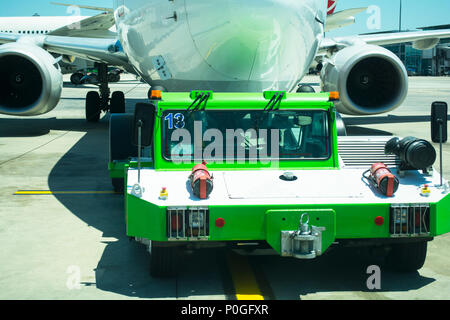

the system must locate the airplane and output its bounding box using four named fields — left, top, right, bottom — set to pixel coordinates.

left=0, top=2, right=116, bottom=38
left=325, top=0, right=367, bottom=32
left=0, top=0, right=353, bottom=79
left=0, top=14, right=115, bottom=38
left=325, top=6, right=367, bottom=32
left=0, top=0, right=449, bottom=123
left=0, top=3, right=116, bottom=81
